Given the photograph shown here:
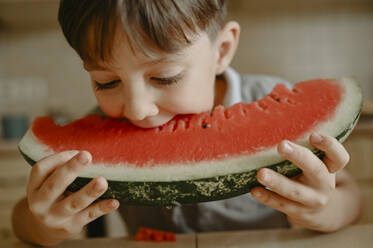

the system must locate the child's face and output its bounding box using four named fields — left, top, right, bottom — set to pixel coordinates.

left=84, top=31, right=221, bottom=128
